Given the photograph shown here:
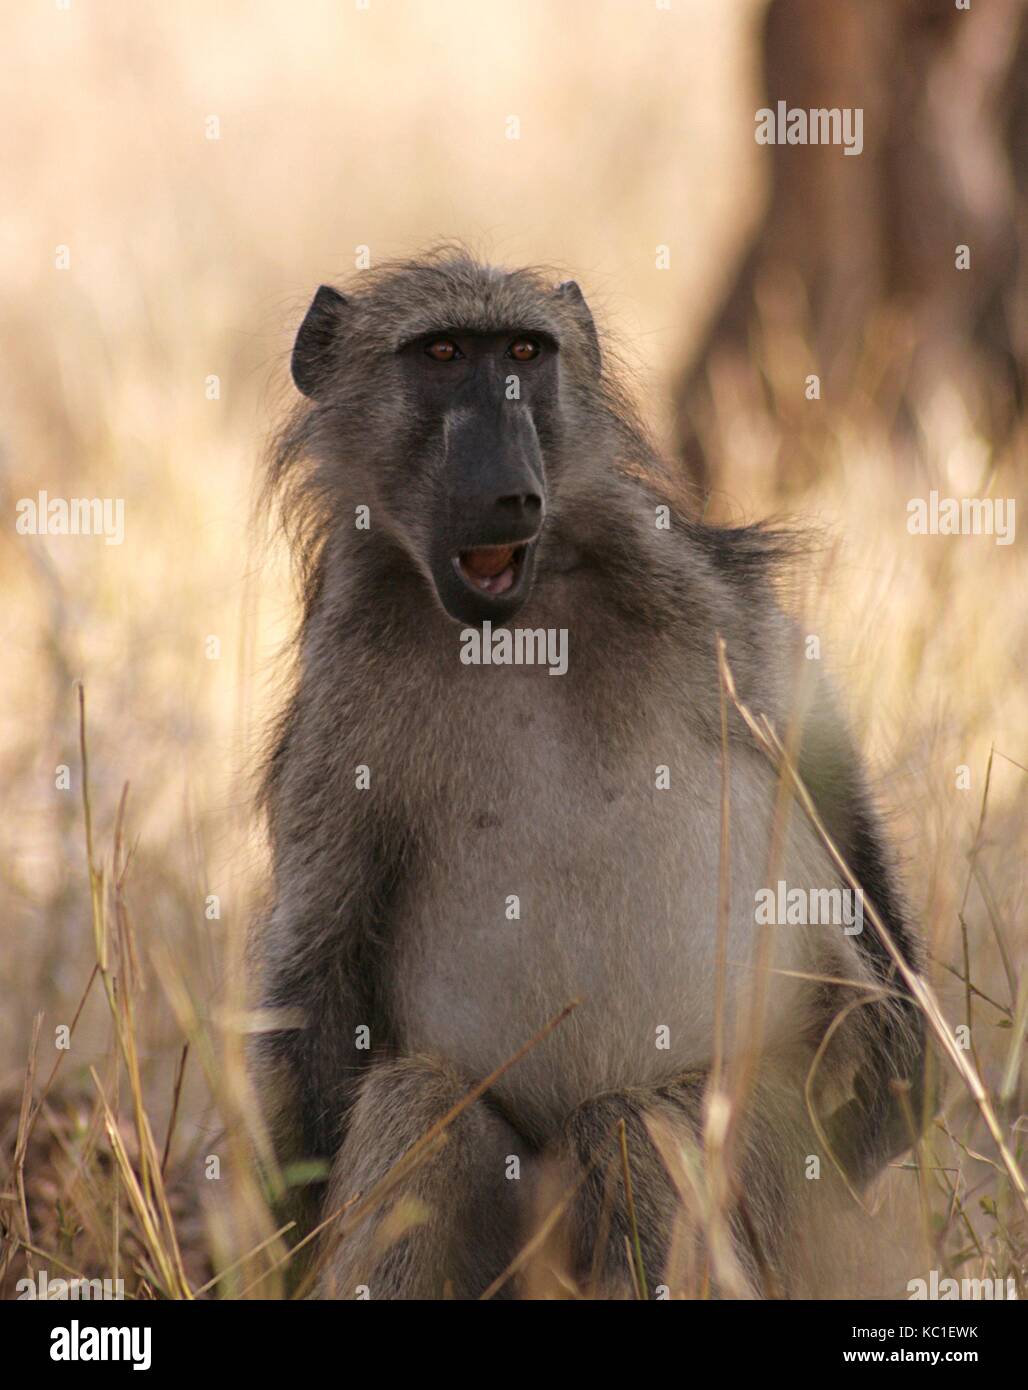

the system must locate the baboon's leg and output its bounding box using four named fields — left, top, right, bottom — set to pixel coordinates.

left=319, top=1056, right=529, bottom=1300
left=556, top=1080, right=796, bottom=1299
